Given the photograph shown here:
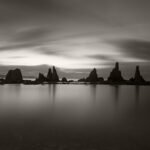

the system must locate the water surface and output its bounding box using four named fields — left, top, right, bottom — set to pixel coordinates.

left=0, top=84, right=150, bottom=149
